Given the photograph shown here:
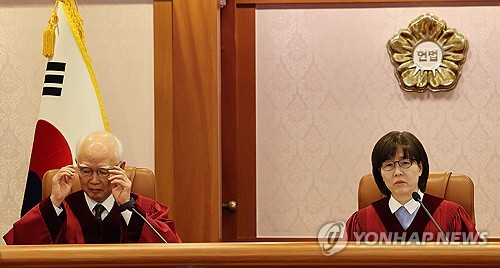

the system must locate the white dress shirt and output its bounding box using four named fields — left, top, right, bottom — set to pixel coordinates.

left=388, top=190, right=423, bottom=229
left=53, top=193, right=132, bottom=225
